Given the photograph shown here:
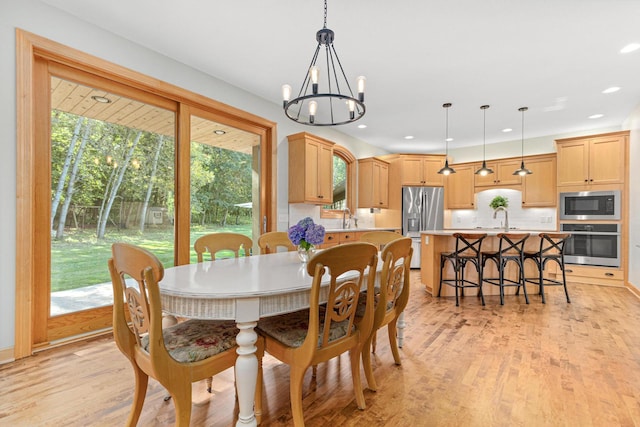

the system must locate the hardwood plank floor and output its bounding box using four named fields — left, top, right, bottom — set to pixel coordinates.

left=1, top=271, right=639, bottom=426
